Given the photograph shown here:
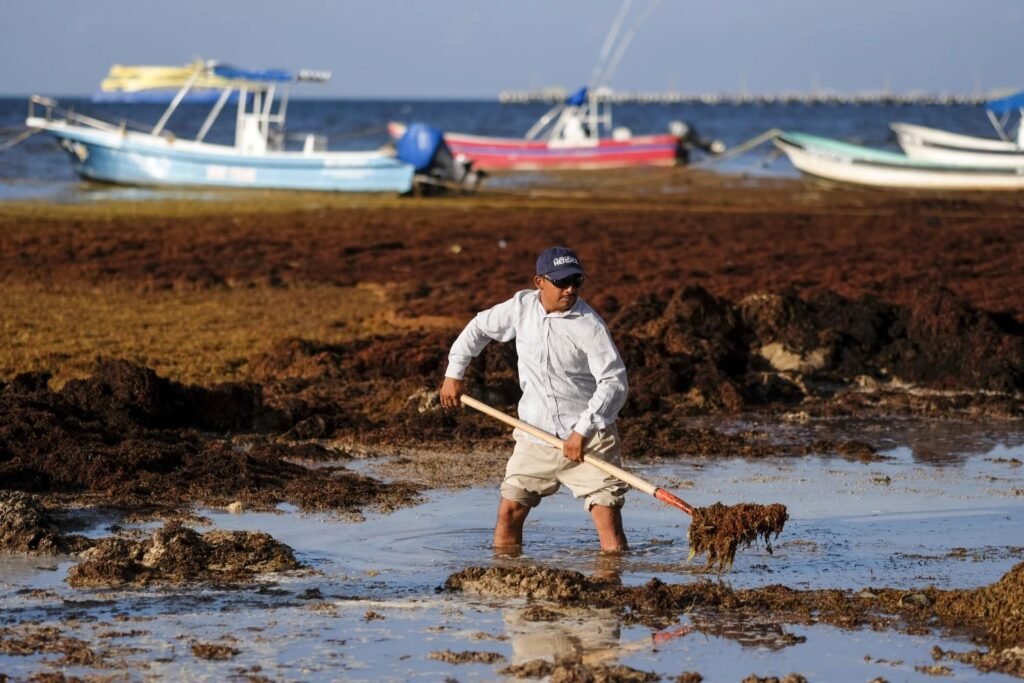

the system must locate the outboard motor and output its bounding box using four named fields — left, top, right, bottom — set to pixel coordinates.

left=669, top=120, right=725, bottom=163
left=395, top=122, right=484, bottom=194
